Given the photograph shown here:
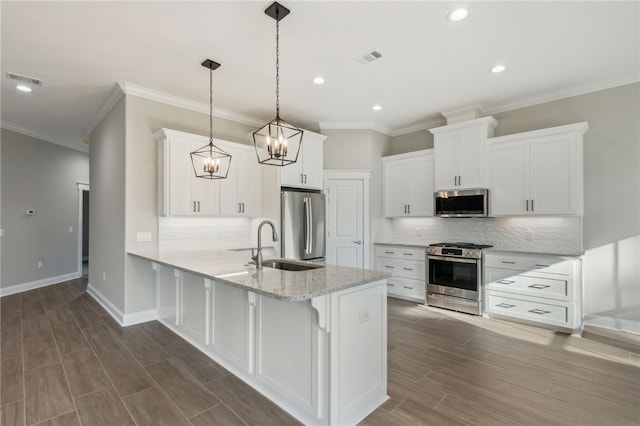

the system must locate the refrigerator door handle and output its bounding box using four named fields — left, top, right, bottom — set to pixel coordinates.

left=308, top=197, right=313, bottom=254
left=303, top=197, right=310, bottom=254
